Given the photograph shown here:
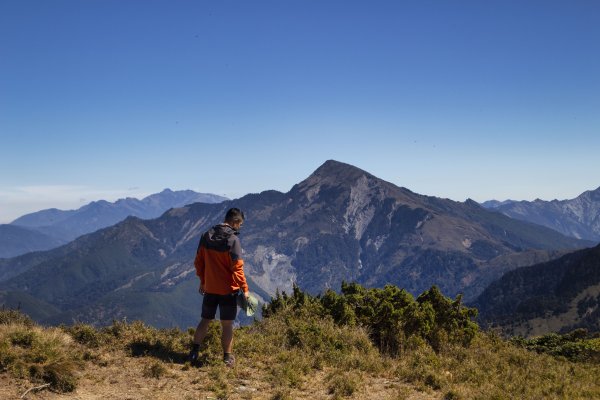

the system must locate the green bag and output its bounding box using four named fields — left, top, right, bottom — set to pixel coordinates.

left=236, top=290, right=258, bottom=317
